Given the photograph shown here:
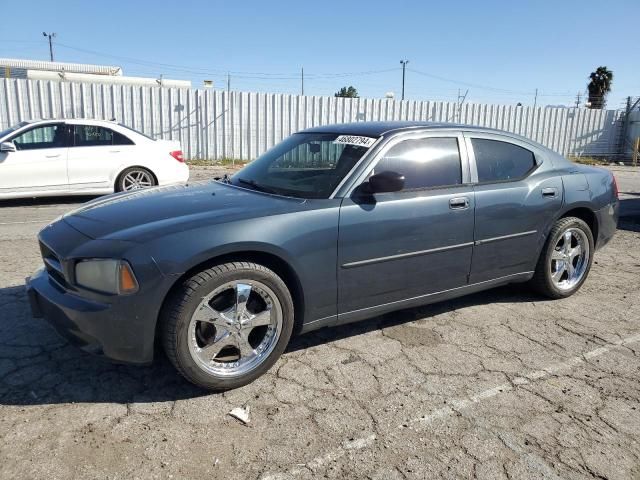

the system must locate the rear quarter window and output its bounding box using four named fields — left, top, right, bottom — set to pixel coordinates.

left=472, top=139, right=536, bottom=183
